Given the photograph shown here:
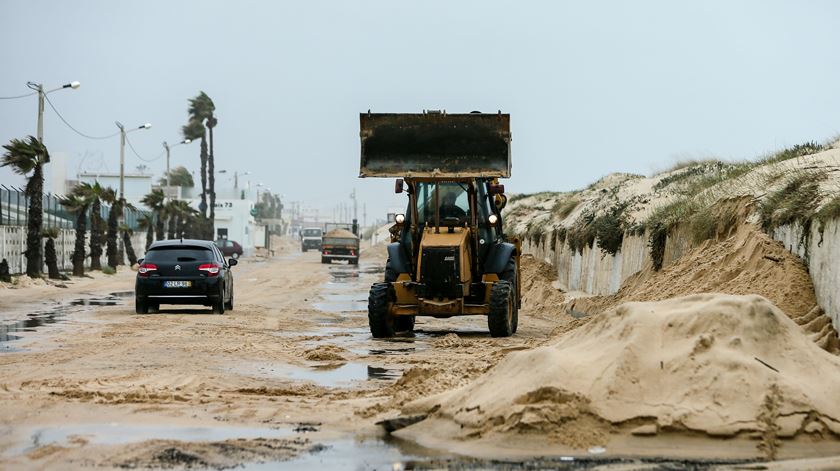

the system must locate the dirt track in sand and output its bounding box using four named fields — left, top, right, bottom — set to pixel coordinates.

left=0, top=242, right=562, bottom=469
left=2, top=237, right=840, bottom=470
